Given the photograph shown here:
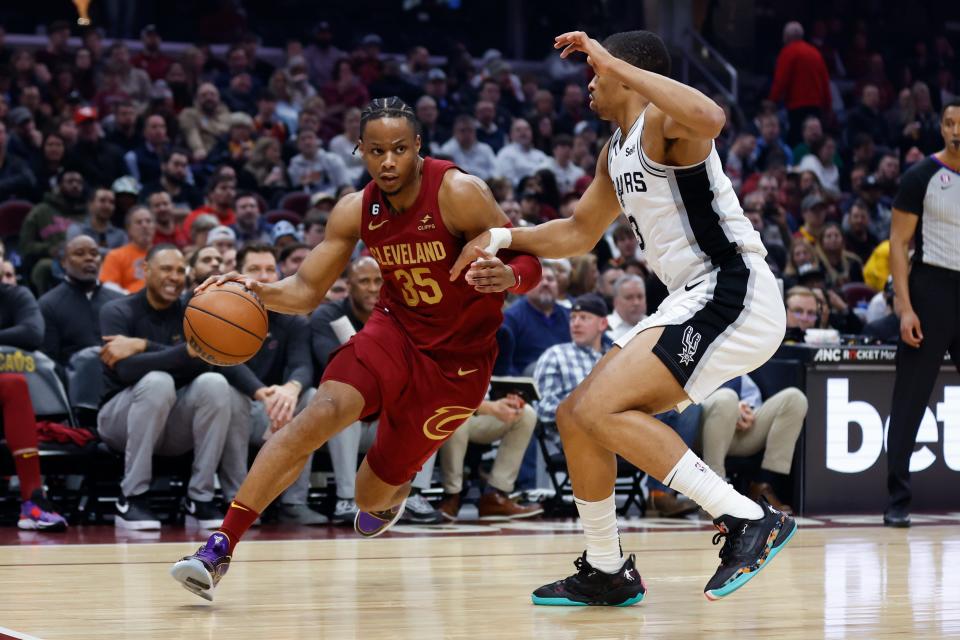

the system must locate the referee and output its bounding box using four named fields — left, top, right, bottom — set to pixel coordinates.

left=886, top=98, right=960, bottom=528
